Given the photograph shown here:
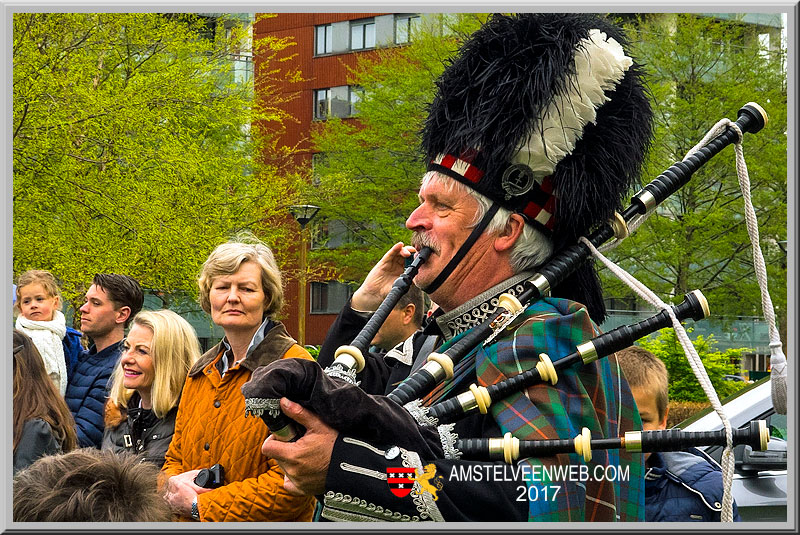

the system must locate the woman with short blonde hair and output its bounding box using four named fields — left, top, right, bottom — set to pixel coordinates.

left=197, top=237, right=284, bottom=319
left=103, top=309, right=201, bottom=466
left=162, top=234, right=315, bottom=522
